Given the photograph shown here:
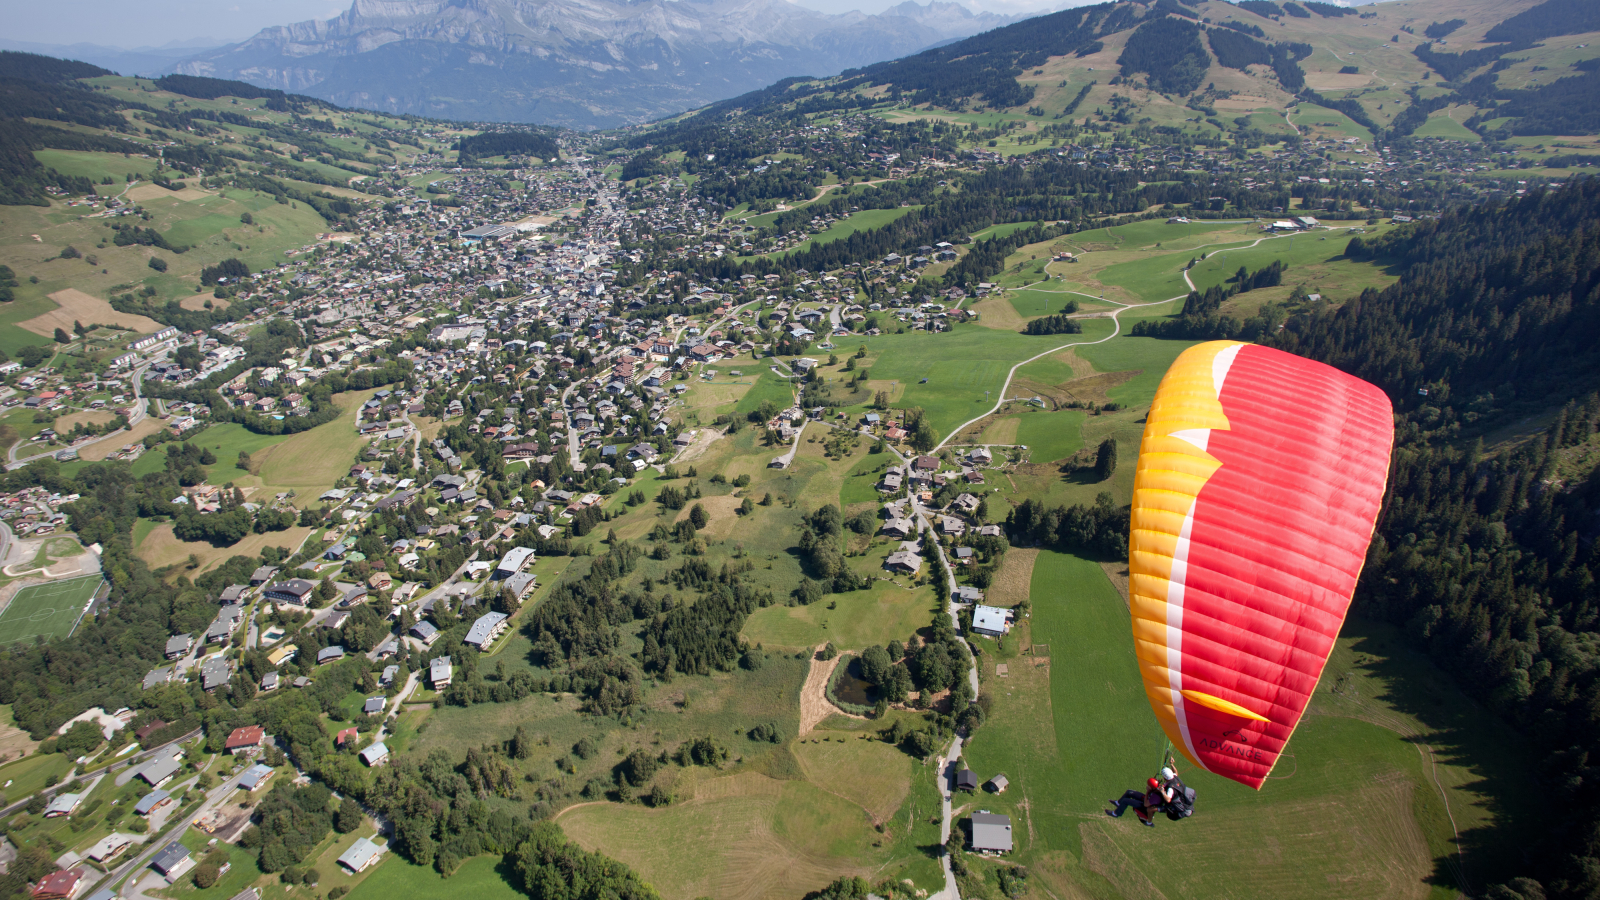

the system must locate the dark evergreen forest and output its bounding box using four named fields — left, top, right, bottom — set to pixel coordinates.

left=456, top=131, right=561, bottom=164
left=1117, top=18, right=1209, bottom=95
